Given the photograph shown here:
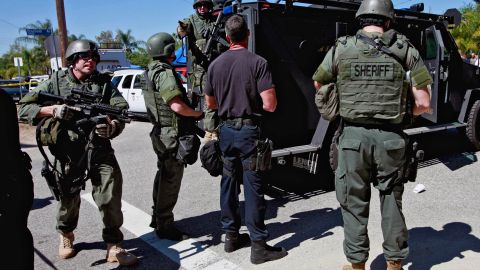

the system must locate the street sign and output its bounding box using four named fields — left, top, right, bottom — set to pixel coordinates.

left=13, top=57, right=23, bottom=67
left=26, top=28, right=52, bottom=36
